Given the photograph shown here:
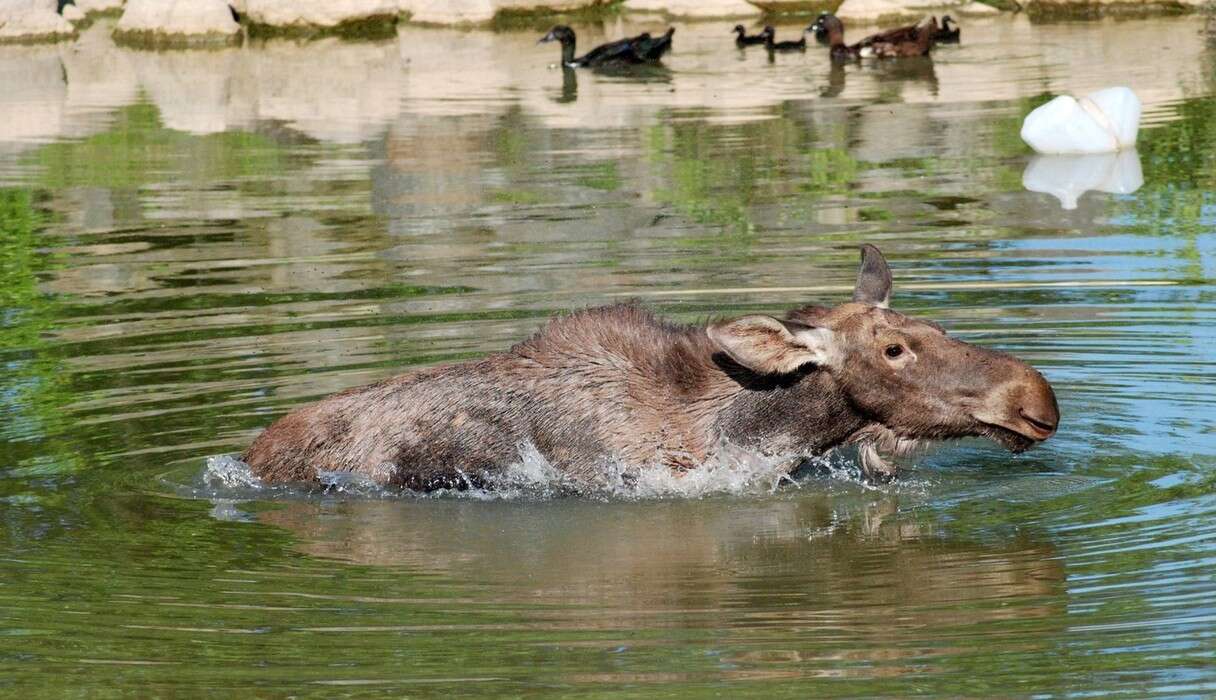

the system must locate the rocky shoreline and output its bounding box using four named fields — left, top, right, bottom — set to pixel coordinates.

left=0, top=0, right=1206, bottom=45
